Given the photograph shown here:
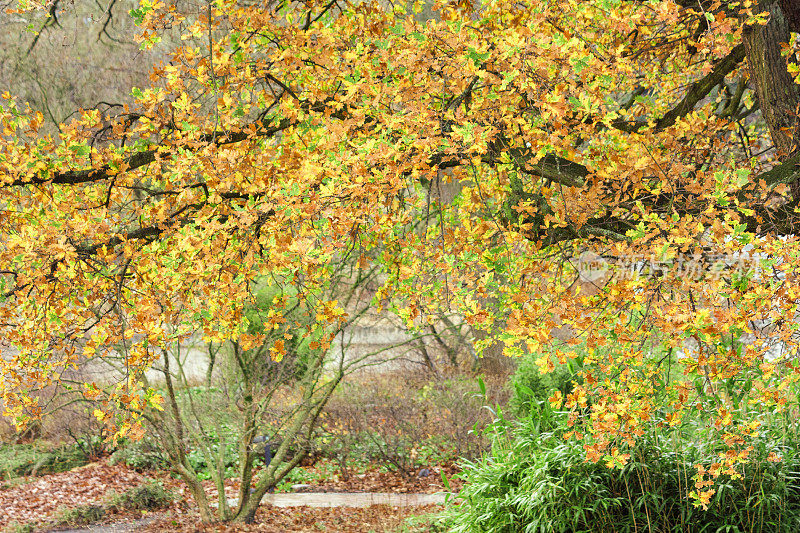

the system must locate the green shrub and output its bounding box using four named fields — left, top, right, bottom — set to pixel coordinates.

left=0, top=443, right=89, bottom=480
left=509, top=351, right=581, bottom=417
left=184, top=423, right=242, bottom=481
left=243, top=282, right=317, bottom=383
left=29, top=446, right=89, bottom=476
left=106, top=480, right=174, bottom=511
left=109, top=436, right=168, bottom=471
left=445, top=406, right=800, bottom=533
left=68, top=430, right=112, bottom=460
